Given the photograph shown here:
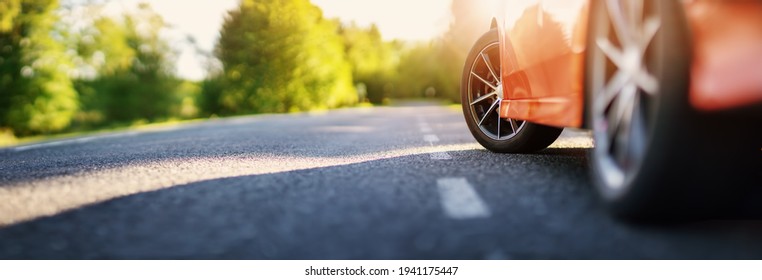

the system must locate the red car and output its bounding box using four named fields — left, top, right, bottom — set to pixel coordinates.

left=461, top=0, right=762, bottom=218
